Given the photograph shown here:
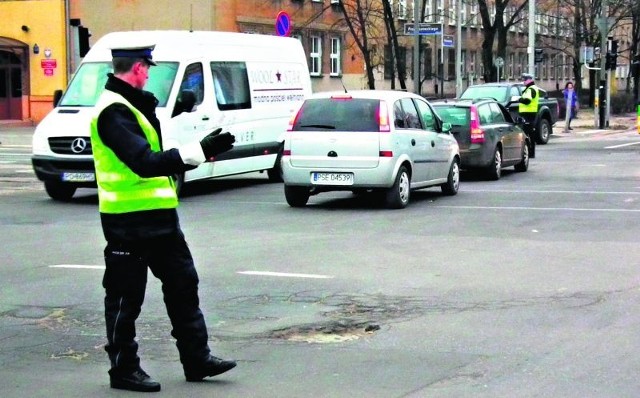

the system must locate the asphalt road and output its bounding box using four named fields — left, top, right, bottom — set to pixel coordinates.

left=1, top=127, right=640, bottom=397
